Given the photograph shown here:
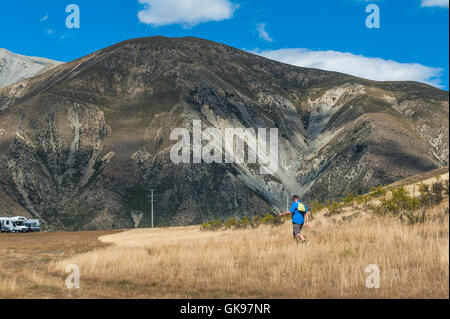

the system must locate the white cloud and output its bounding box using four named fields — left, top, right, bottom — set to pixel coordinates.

left=137, top=0, right=236, bottom=27
left=250, top=48, right=443, bottom=88
left=256, top=23, right=274, bottom=42
left=421, top=0, right=449, bottom=8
